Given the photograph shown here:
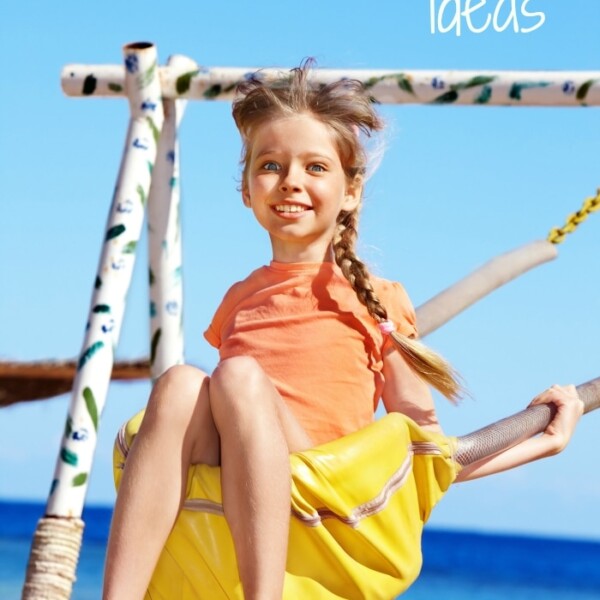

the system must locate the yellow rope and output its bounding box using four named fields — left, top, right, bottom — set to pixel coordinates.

left=547, top=189, right=600, bottom=244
